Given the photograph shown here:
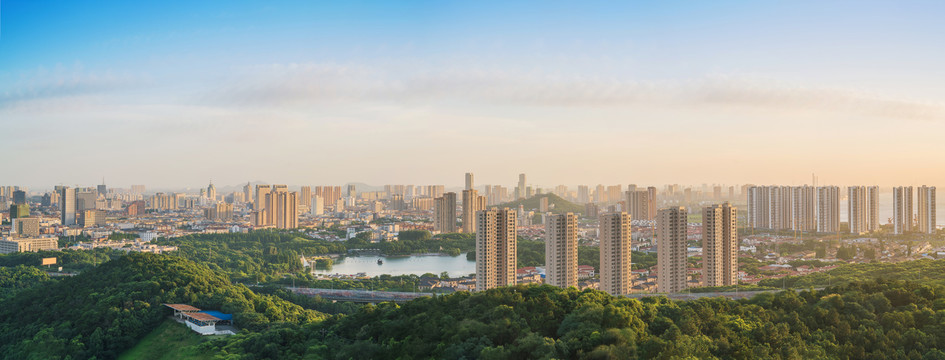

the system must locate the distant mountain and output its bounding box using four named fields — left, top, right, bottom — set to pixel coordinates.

left=495, top=193, right=585, bottom=215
